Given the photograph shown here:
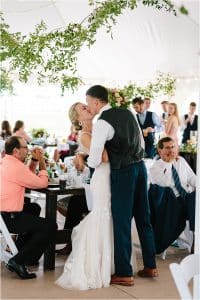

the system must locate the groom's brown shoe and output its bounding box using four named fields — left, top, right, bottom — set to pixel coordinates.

left=110, top=275, right=134, bottom=286
left=137, top=268, right=158, bottom=278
